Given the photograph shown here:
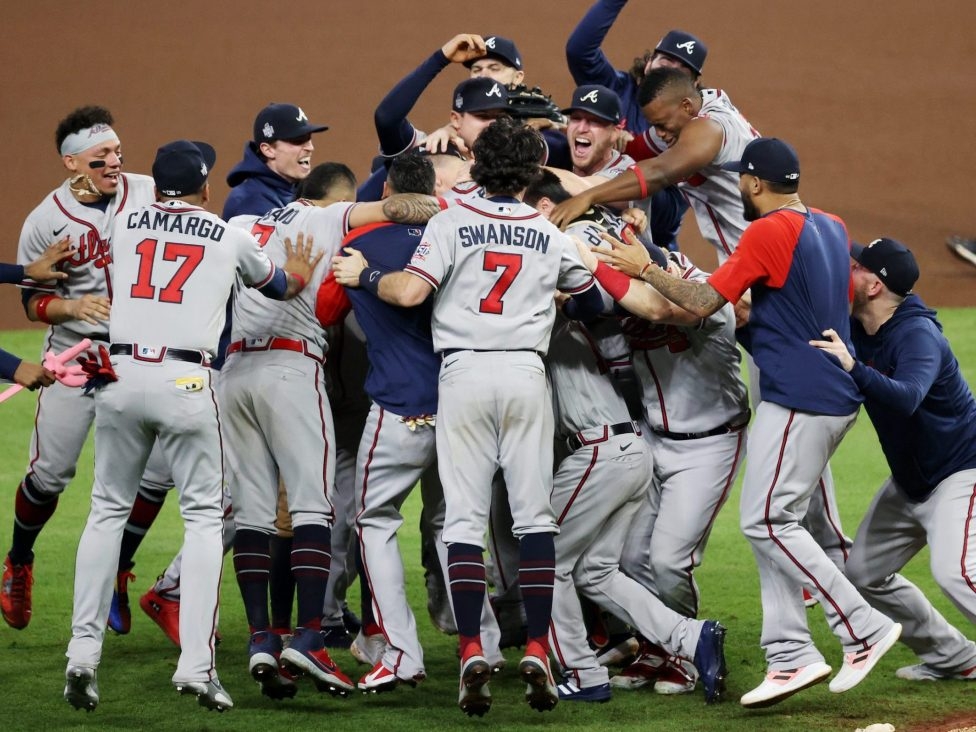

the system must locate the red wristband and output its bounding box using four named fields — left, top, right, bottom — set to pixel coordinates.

left=34, top=294, right=58, bottom=324
left=594, top=262, right=632, bottom=301
left=630, top=165, right=649, bottom=200
left=290, top=273, right=306, bottom=291
left=639, top=262, right=652, bottom=281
